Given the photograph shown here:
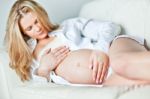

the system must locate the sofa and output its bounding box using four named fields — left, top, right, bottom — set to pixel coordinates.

left=1, top=0, right=150, bottom=99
